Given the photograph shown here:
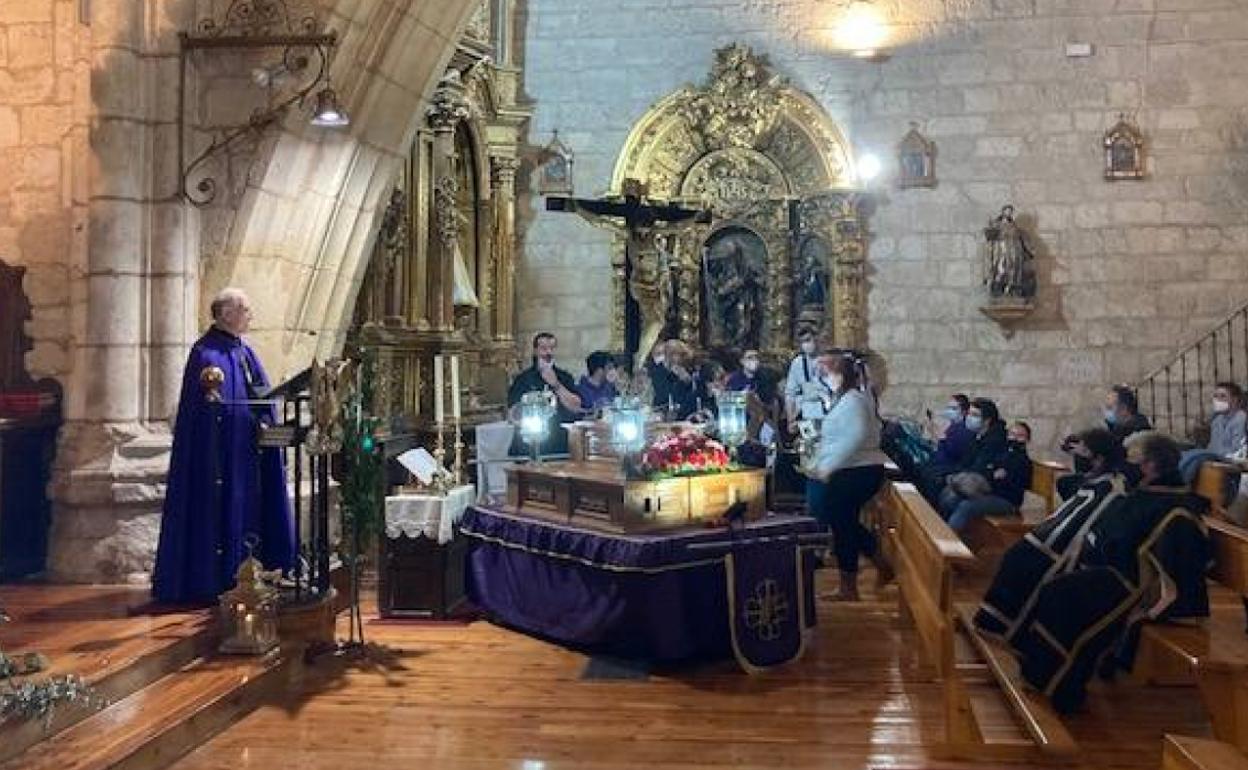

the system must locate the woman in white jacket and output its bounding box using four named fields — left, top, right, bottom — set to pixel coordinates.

left=803, top=352, right=890, bottom=601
